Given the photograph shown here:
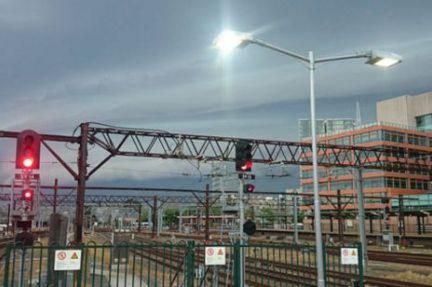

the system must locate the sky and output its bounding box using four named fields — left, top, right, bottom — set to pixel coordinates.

left=1, top=0, right=432, bottom=191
